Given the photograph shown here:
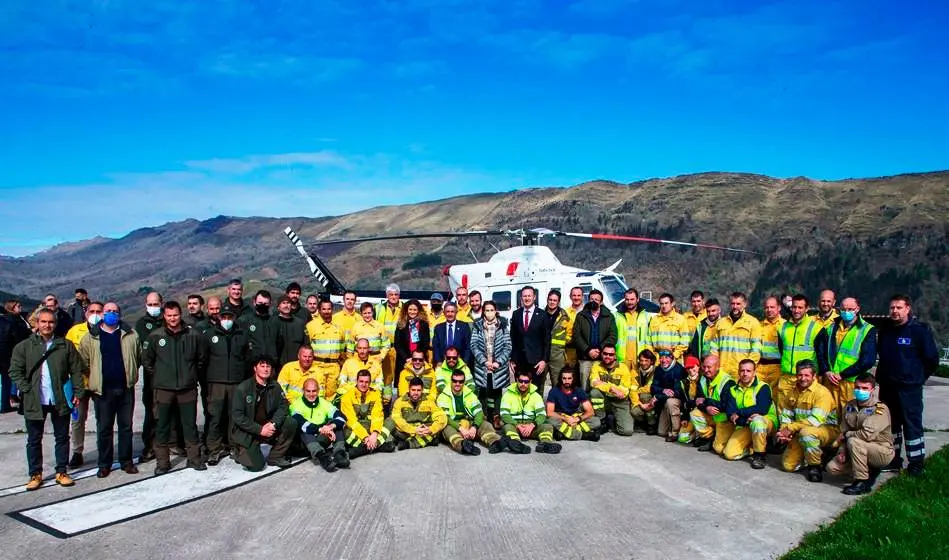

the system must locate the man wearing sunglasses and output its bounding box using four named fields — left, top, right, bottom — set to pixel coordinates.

left=435, top=347, right=475, bottom=396
left=437, top=370, right=505, bottom=455
left=398, top=350, right=437, bottom=402
left=589, top=345, right=635, bottom=436
left=499, top=373, right=562, bottom=454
